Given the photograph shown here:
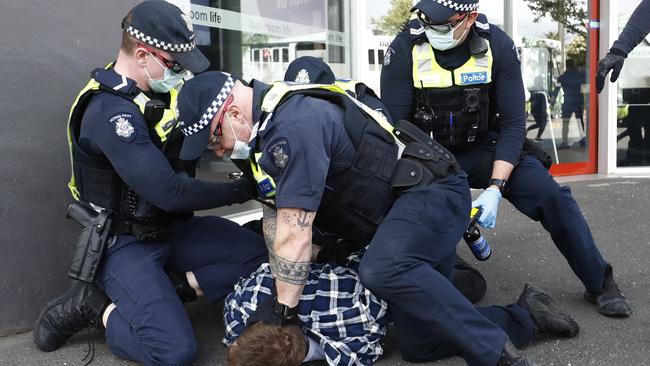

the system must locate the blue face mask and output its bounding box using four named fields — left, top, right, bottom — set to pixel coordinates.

left=144, top=54, right=186, bottom=93
left=226, top=113, right=252, bottom=160
left=423, top=17, right=468, bottom=51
